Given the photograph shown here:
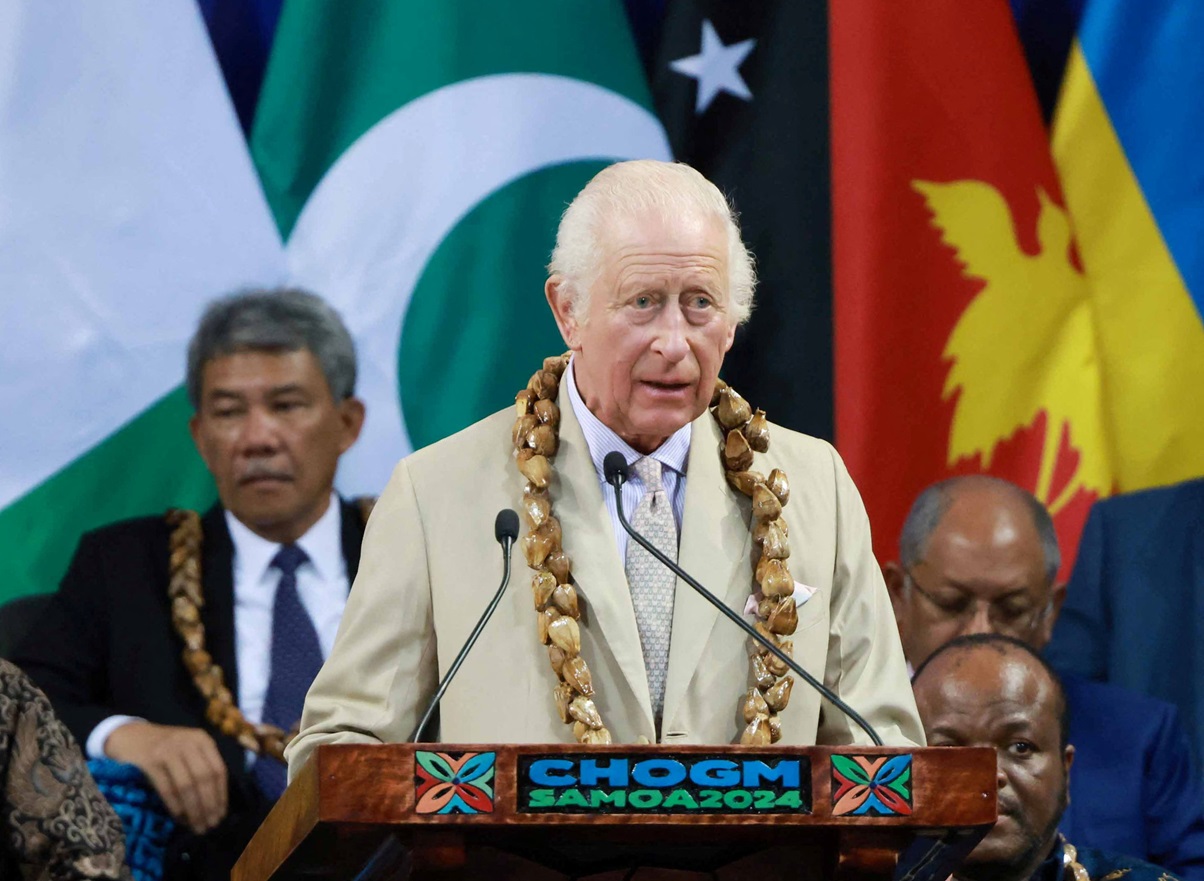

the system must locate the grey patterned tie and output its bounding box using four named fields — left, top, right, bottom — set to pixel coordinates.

left=624, top=456, right=678, bottom=724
